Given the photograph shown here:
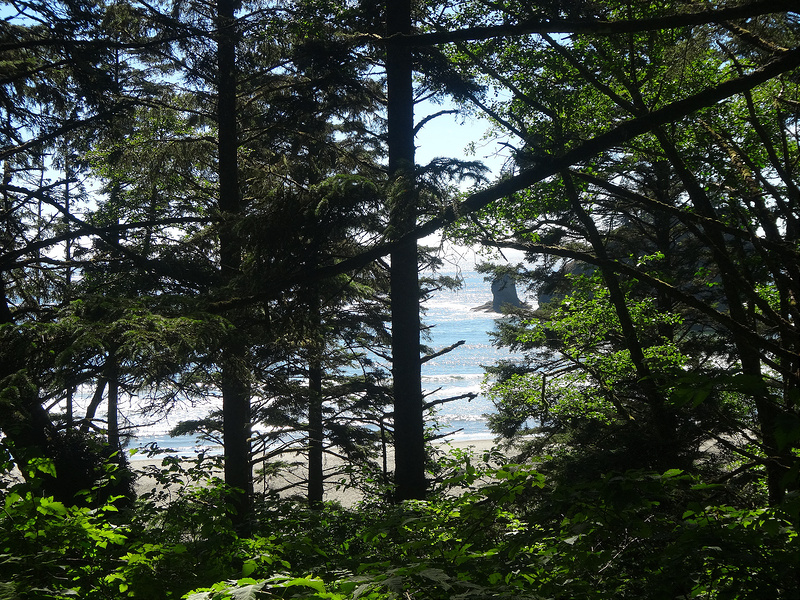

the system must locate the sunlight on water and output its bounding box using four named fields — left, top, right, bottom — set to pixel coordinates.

left=421, top=245, right=528, bottom=442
